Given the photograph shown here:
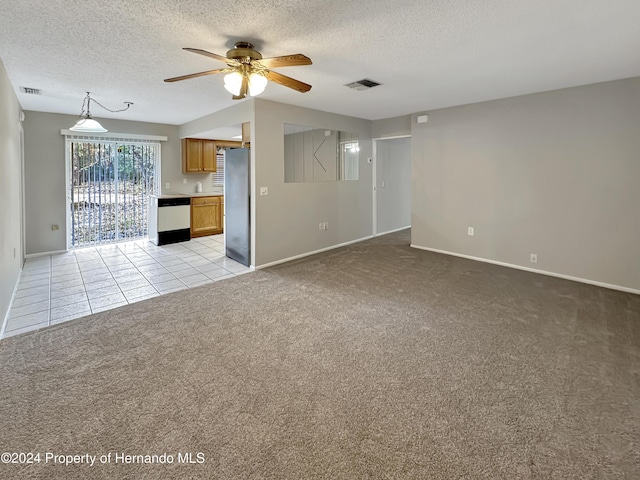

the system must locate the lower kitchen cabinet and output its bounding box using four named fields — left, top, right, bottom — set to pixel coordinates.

left=191, top=196, right=222, bottom=237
